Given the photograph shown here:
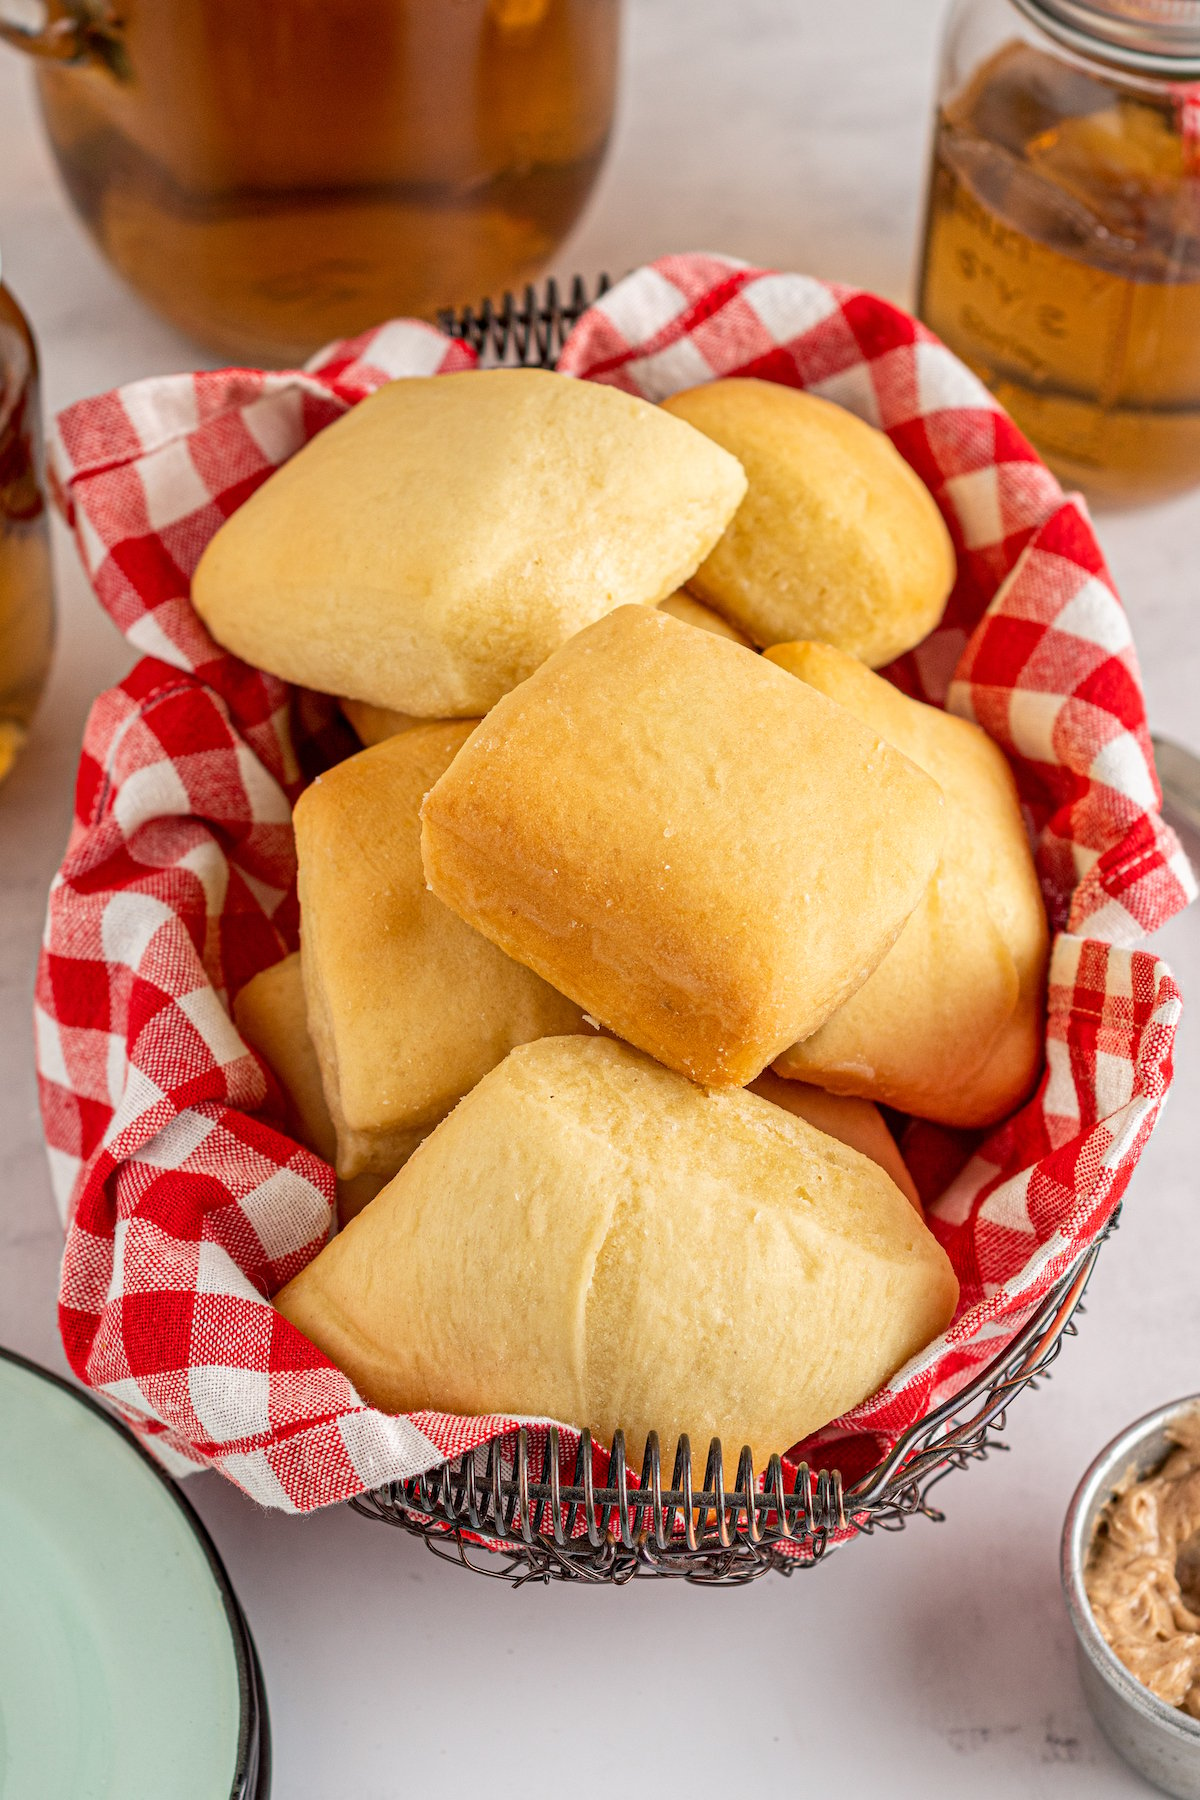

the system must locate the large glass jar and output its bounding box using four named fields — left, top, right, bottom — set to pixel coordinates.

left=0, top=0, right=621, bottom=367
left=918, top=0, right=1200, bottom=504
left=0, top=275, right=54, bottom=788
